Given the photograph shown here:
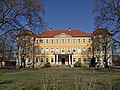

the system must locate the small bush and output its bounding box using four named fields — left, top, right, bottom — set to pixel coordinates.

left=74, top=61, right=82, bottom=67
left=44, top=62, right=51, bottom=68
